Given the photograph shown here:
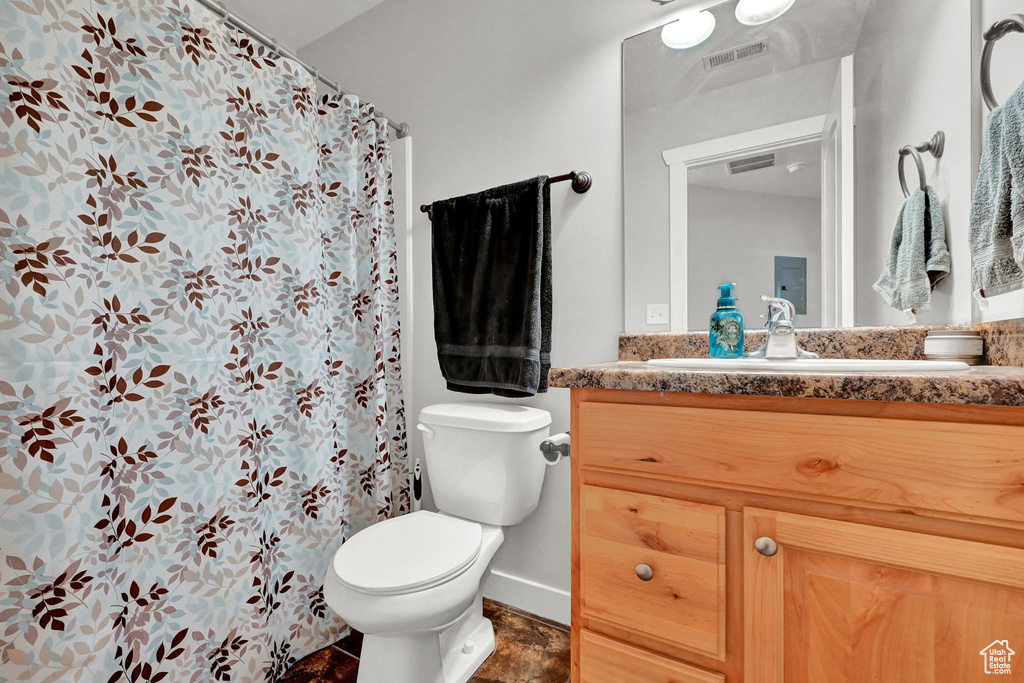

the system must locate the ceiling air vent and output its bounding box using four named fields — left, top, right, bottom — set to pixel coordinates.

left=703, top=38, right=770, bottom=71
left=727, top=153, right=776, bottom=175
